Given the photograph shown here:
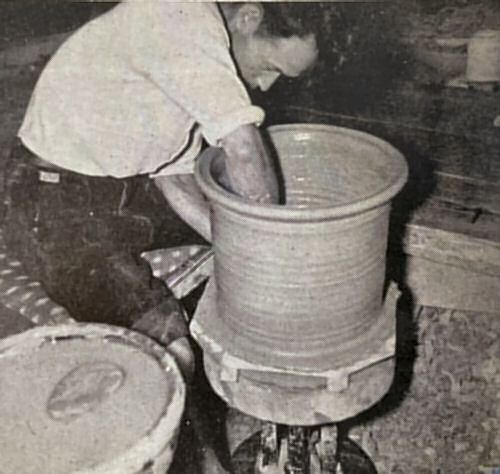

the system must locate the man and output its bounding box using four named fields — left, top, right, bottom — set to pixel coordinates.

left=3, top=2, right=317, bottom=471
